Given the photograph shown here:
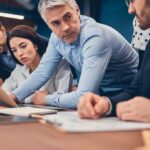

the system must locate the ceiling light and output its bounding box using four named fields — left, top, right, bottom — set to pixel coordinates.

left=0, top=12, right=24, bottom=20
